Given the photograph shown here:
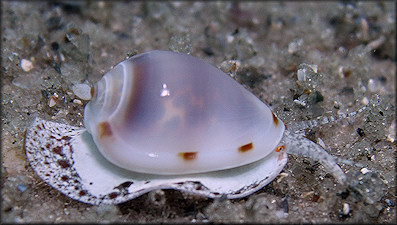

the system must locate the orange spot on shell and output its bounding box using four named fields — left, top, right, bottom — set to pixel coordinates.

left=275, top=145, right=285, bottom=152
left=272, top=112, right=279, bottom=126
left=238, top=142, right=253, bottom=152
left=90, top=87, right=95, bottom=99
left=178, top=152, right=197, bottom=160
left=98, top=122, right=112, bottom=138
